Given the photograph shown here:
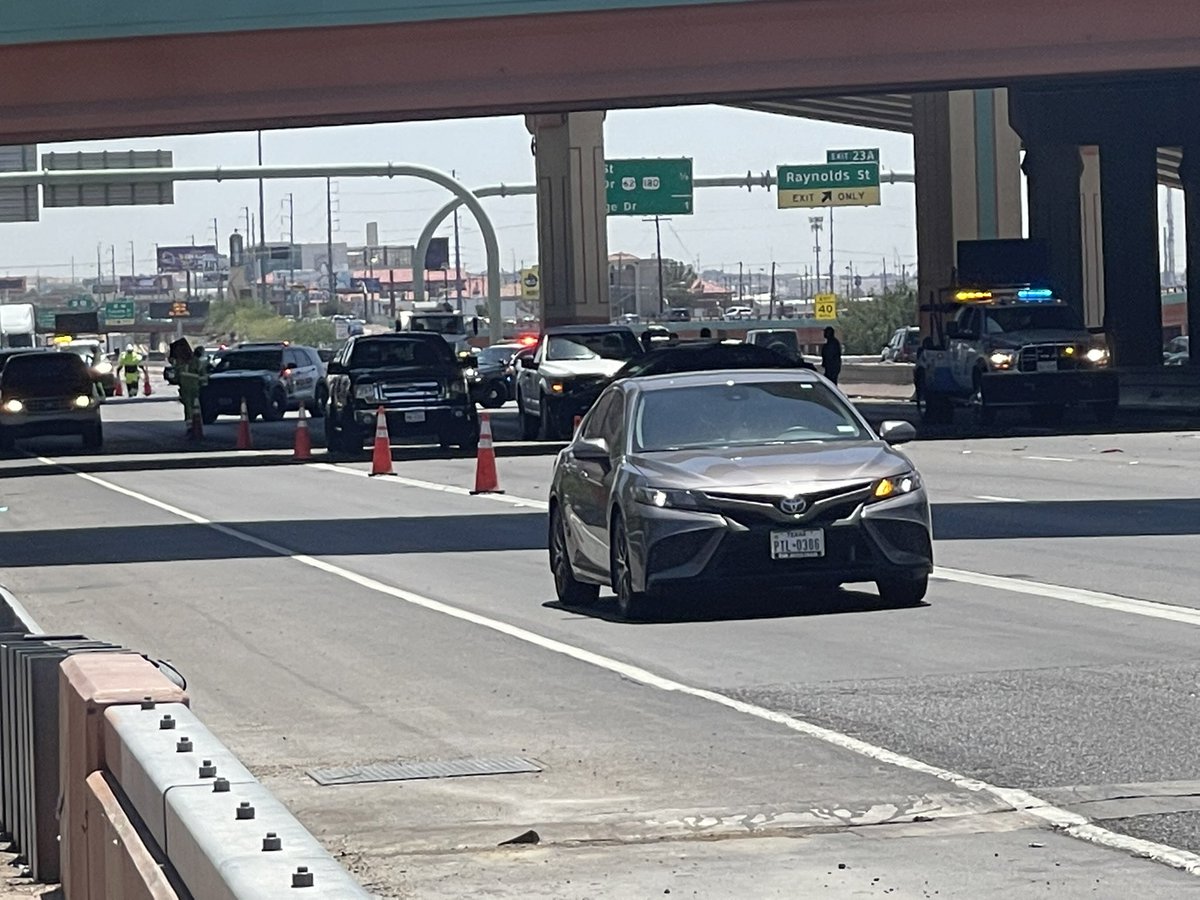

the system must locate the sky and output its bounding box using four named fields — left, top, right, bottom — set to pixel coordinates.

left=0, top=105, right=920, bottom=282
